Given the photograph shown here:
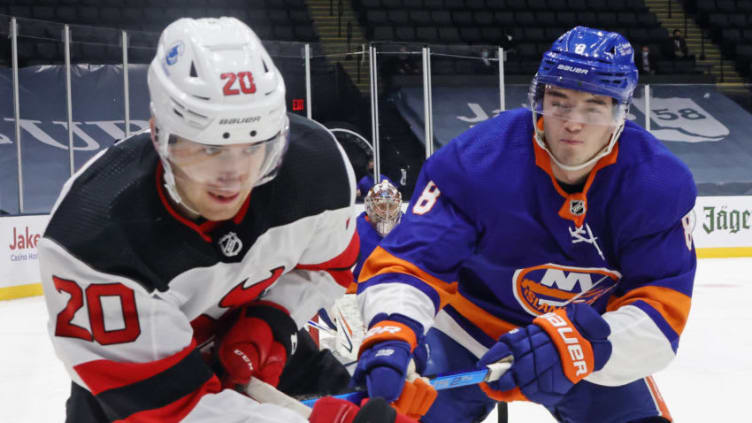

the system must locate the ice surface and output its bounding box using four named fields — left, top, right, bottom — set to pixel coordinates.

left=1, top=258, right=749, bottom=422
